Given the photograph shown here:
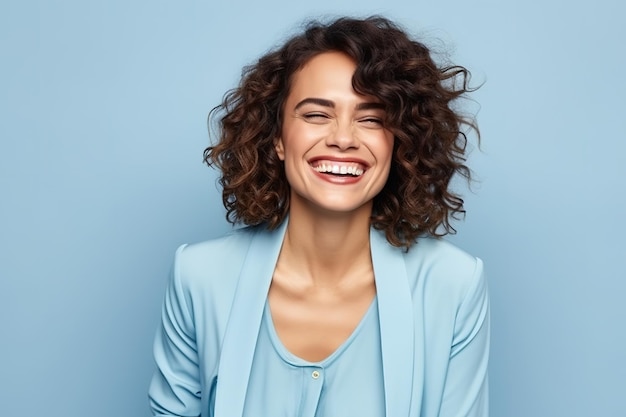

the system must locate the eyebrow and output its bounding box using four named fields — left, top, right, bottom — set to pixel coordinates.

left=294, top=97, right=385, bottom=111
